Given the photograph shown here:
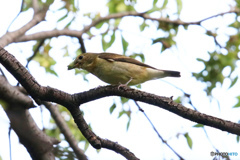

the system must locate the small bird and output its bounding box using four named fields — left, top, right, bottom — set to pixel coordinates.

left=68, top=52, right=180, bottom=86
